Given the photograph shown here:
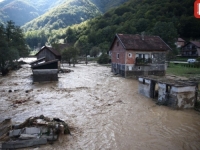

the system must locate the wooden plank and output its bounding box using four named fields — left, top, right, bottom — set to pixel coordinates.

left=0, top=119, right=12, bottom=138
